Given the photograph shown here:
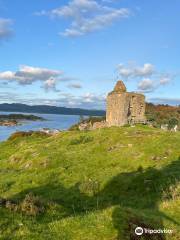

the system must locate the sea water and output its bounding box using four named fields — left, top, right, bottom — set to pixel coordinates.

left=0, top=111, right=80, bottom=142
